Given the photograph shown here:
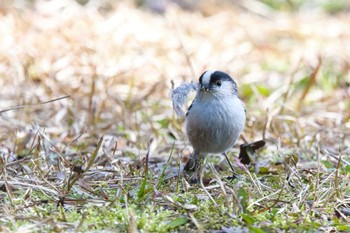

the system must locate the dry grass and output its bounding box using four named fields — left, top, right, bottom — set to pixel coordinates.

left=0, top=0, right=350, bottom=232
